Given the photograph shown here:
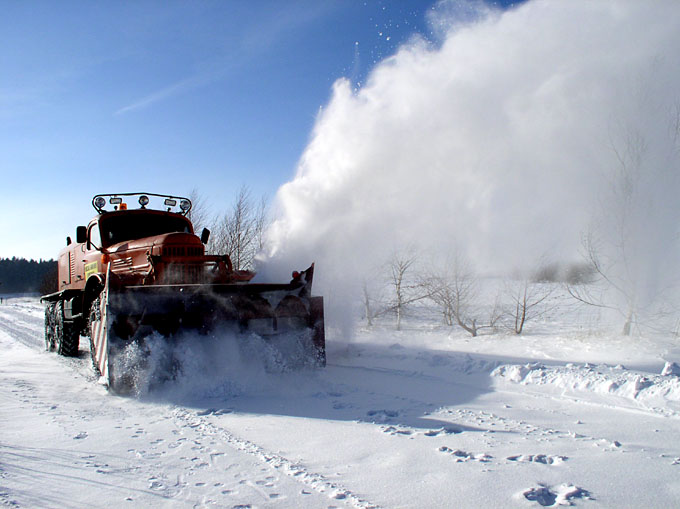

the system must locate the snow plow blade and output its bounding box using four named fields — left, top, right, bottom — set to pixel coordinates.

left=89, top=265, right=325, bottom=393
